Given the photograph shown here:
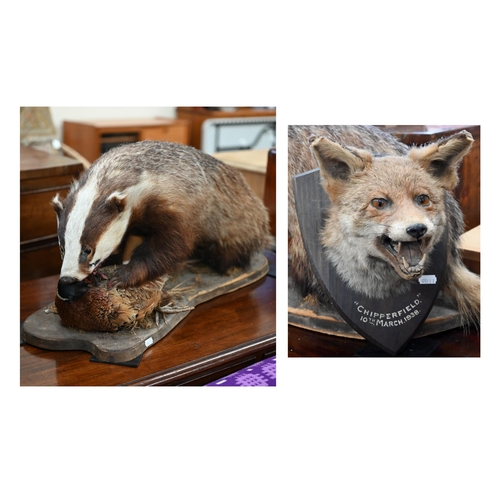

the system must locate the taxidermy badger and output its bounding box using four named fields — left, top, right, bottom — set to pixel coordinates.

left=288, top=125, right=480, bottom=326
left=52, top=141, right=270, bottom=302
